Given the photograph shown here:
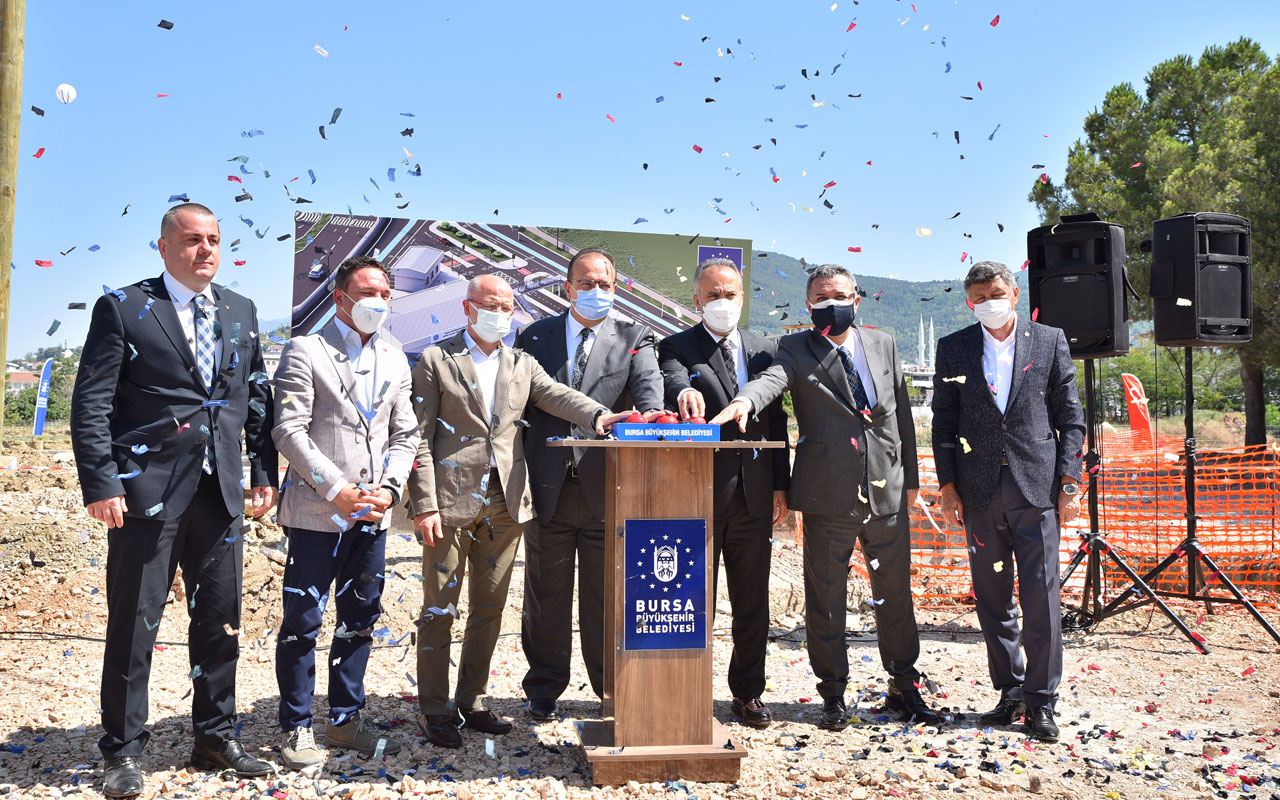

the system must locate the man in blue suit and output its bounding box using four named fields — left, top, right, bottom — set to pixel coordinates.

left=932, top=260, right=1085, bottom=742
